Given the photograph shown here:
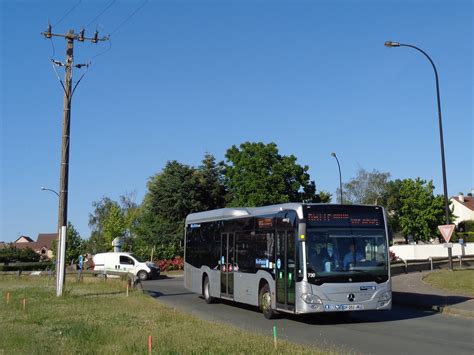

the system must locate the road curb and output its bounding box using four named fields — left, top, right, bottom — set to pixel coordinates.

left=395, top=301, right=474, bottom=319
